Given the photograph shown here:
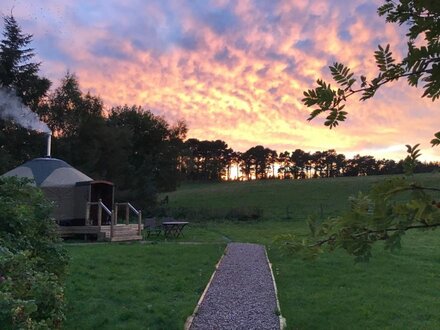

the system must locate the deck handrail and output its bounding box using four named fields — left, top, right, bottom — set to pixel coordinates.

left=85, top=200, right=142, bottom=237
left=127, top=202, right=139, bottom=215
left=86, top=201, right=112, bottom=215
left=115, top=202, right=139, bottom=215
left=86, top=199, right=112, bottom=228
left=114, top=202, right=142, bottom=235
left=99, top=201, right=112, bottom=216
